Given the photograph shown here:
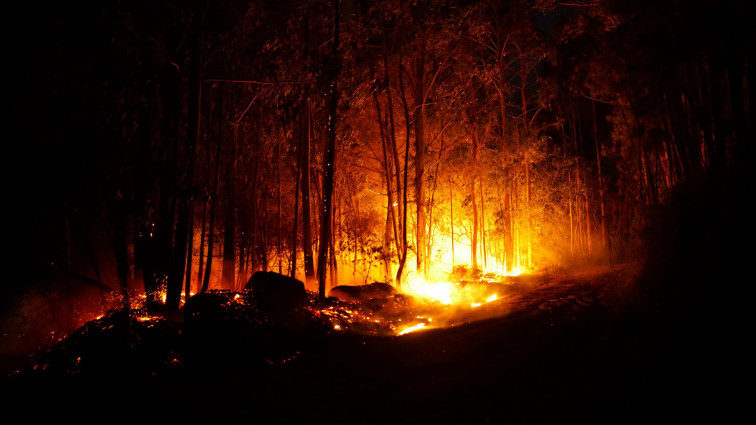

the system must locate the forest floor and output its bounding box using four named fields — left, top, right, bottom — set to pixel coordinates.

left=1, top=264, right=741, bottom=424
